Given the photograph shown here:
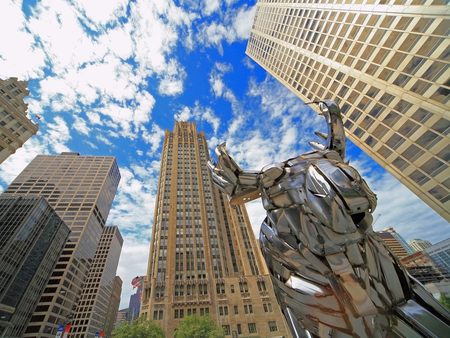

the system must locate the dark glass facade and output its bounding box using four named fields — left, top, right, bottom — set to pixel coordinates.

left=0, top=196, right=69, bottom=337
left=2, top=152, right=120, bottom=337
